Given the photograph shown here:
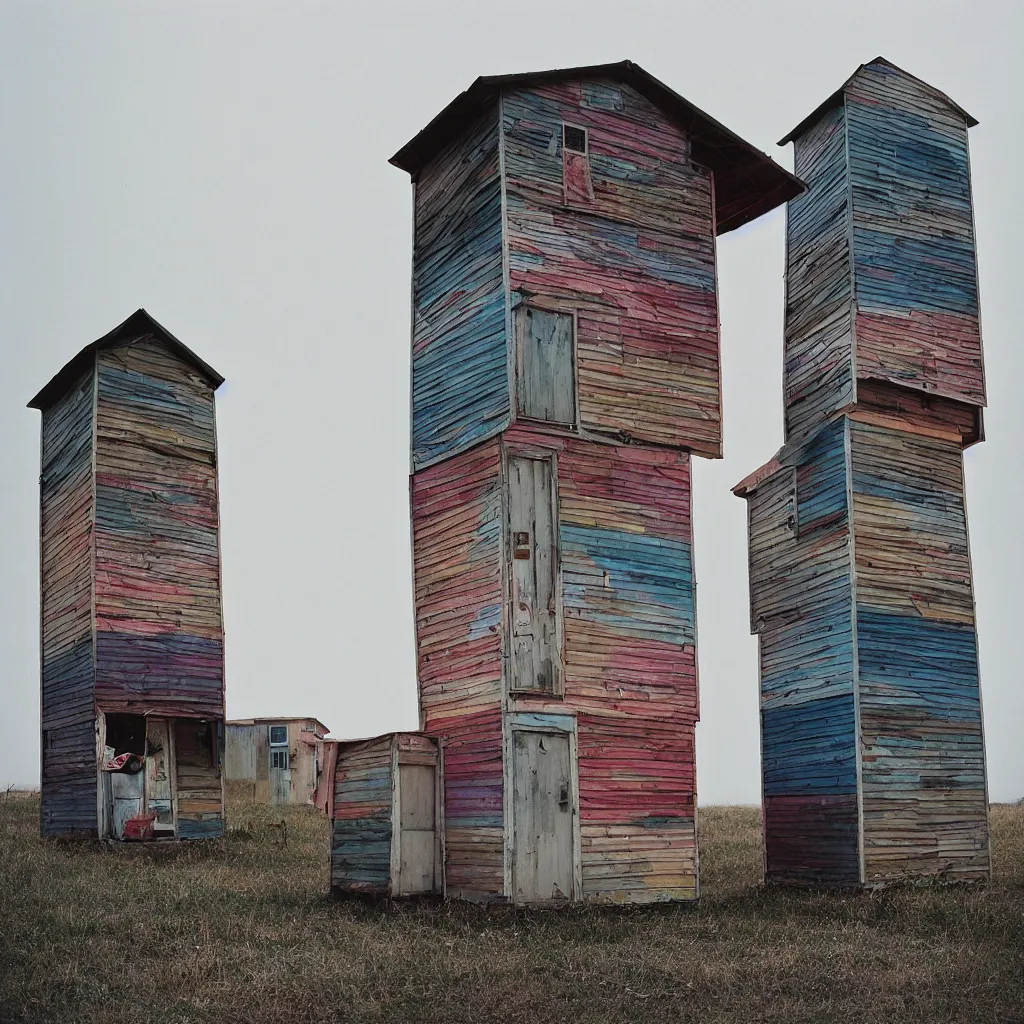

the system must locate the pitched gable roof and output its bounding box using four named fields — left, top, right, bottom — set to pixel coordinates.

left=390, top=60, right=805, bottom=235
left=28, top=308, right=224, bottom=411
left=778, top=56, right=979, bottom=146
